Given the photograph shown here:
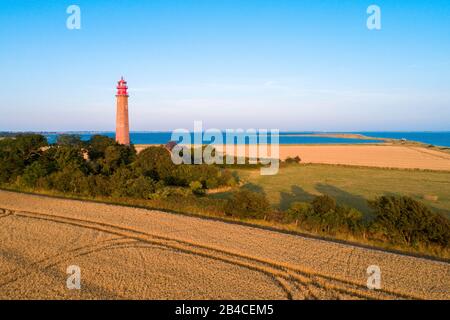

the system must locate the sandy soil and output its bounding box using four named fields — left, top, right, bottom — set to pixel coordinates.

left=0, top=190, right=448, bottom=300
left=136, top=144, right=450, bottom=171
